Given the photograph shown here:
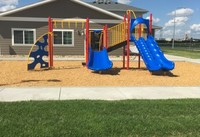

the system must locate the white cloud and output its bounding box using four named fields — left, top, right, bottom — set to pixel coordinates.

left=185, top=30, right=191, bottom=34
left=175, top=29, right=182, bottom=34
left=117, top=0, right=131, bottom=4
left=165, top=17, right=188, bottom=27
left=162, top=29, right=173, bottom=37
left=190, top=24, right=200, bottom=31
left=168, top=8, right=194, bottom=17
left=146, top=16, right=160, bottom=24
left=0, top=0, right=18, bottom=12
left=163, top=8, right=194, bottom=39
left=0, top=0, right=18, bottom=5
left=0, top=5, right=16, bottom=12
left=161, top=28, right=186, bottom=39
